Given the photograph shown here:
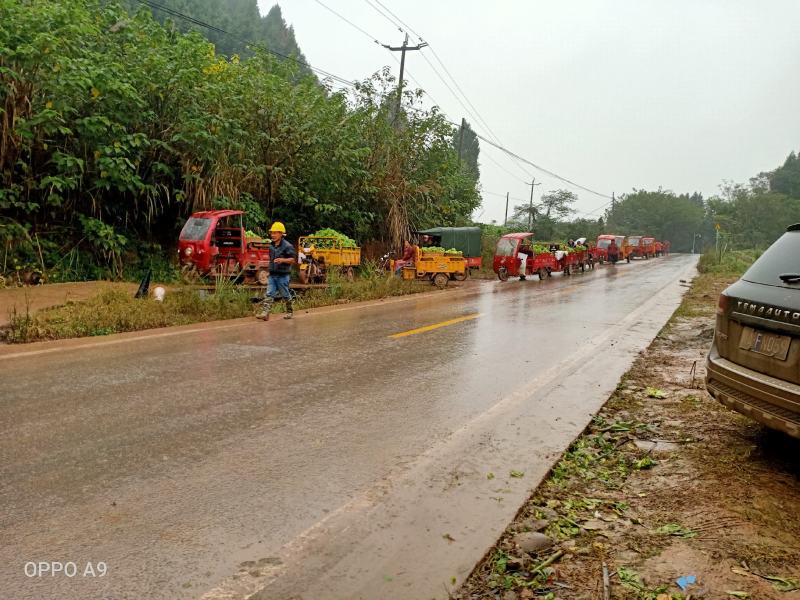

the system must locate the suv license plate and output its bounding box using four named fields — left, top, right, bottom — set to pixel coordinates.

left=738, top=326, right=791, bottom=360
